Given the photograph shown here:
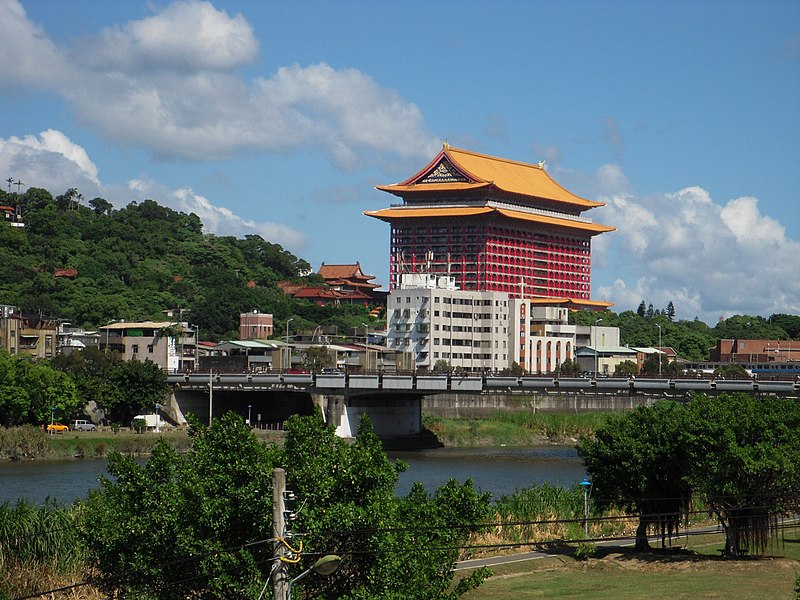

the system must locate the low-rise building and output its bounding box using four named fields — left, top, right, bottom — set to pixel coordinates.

left=98, top=321, right=196, bottom=372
